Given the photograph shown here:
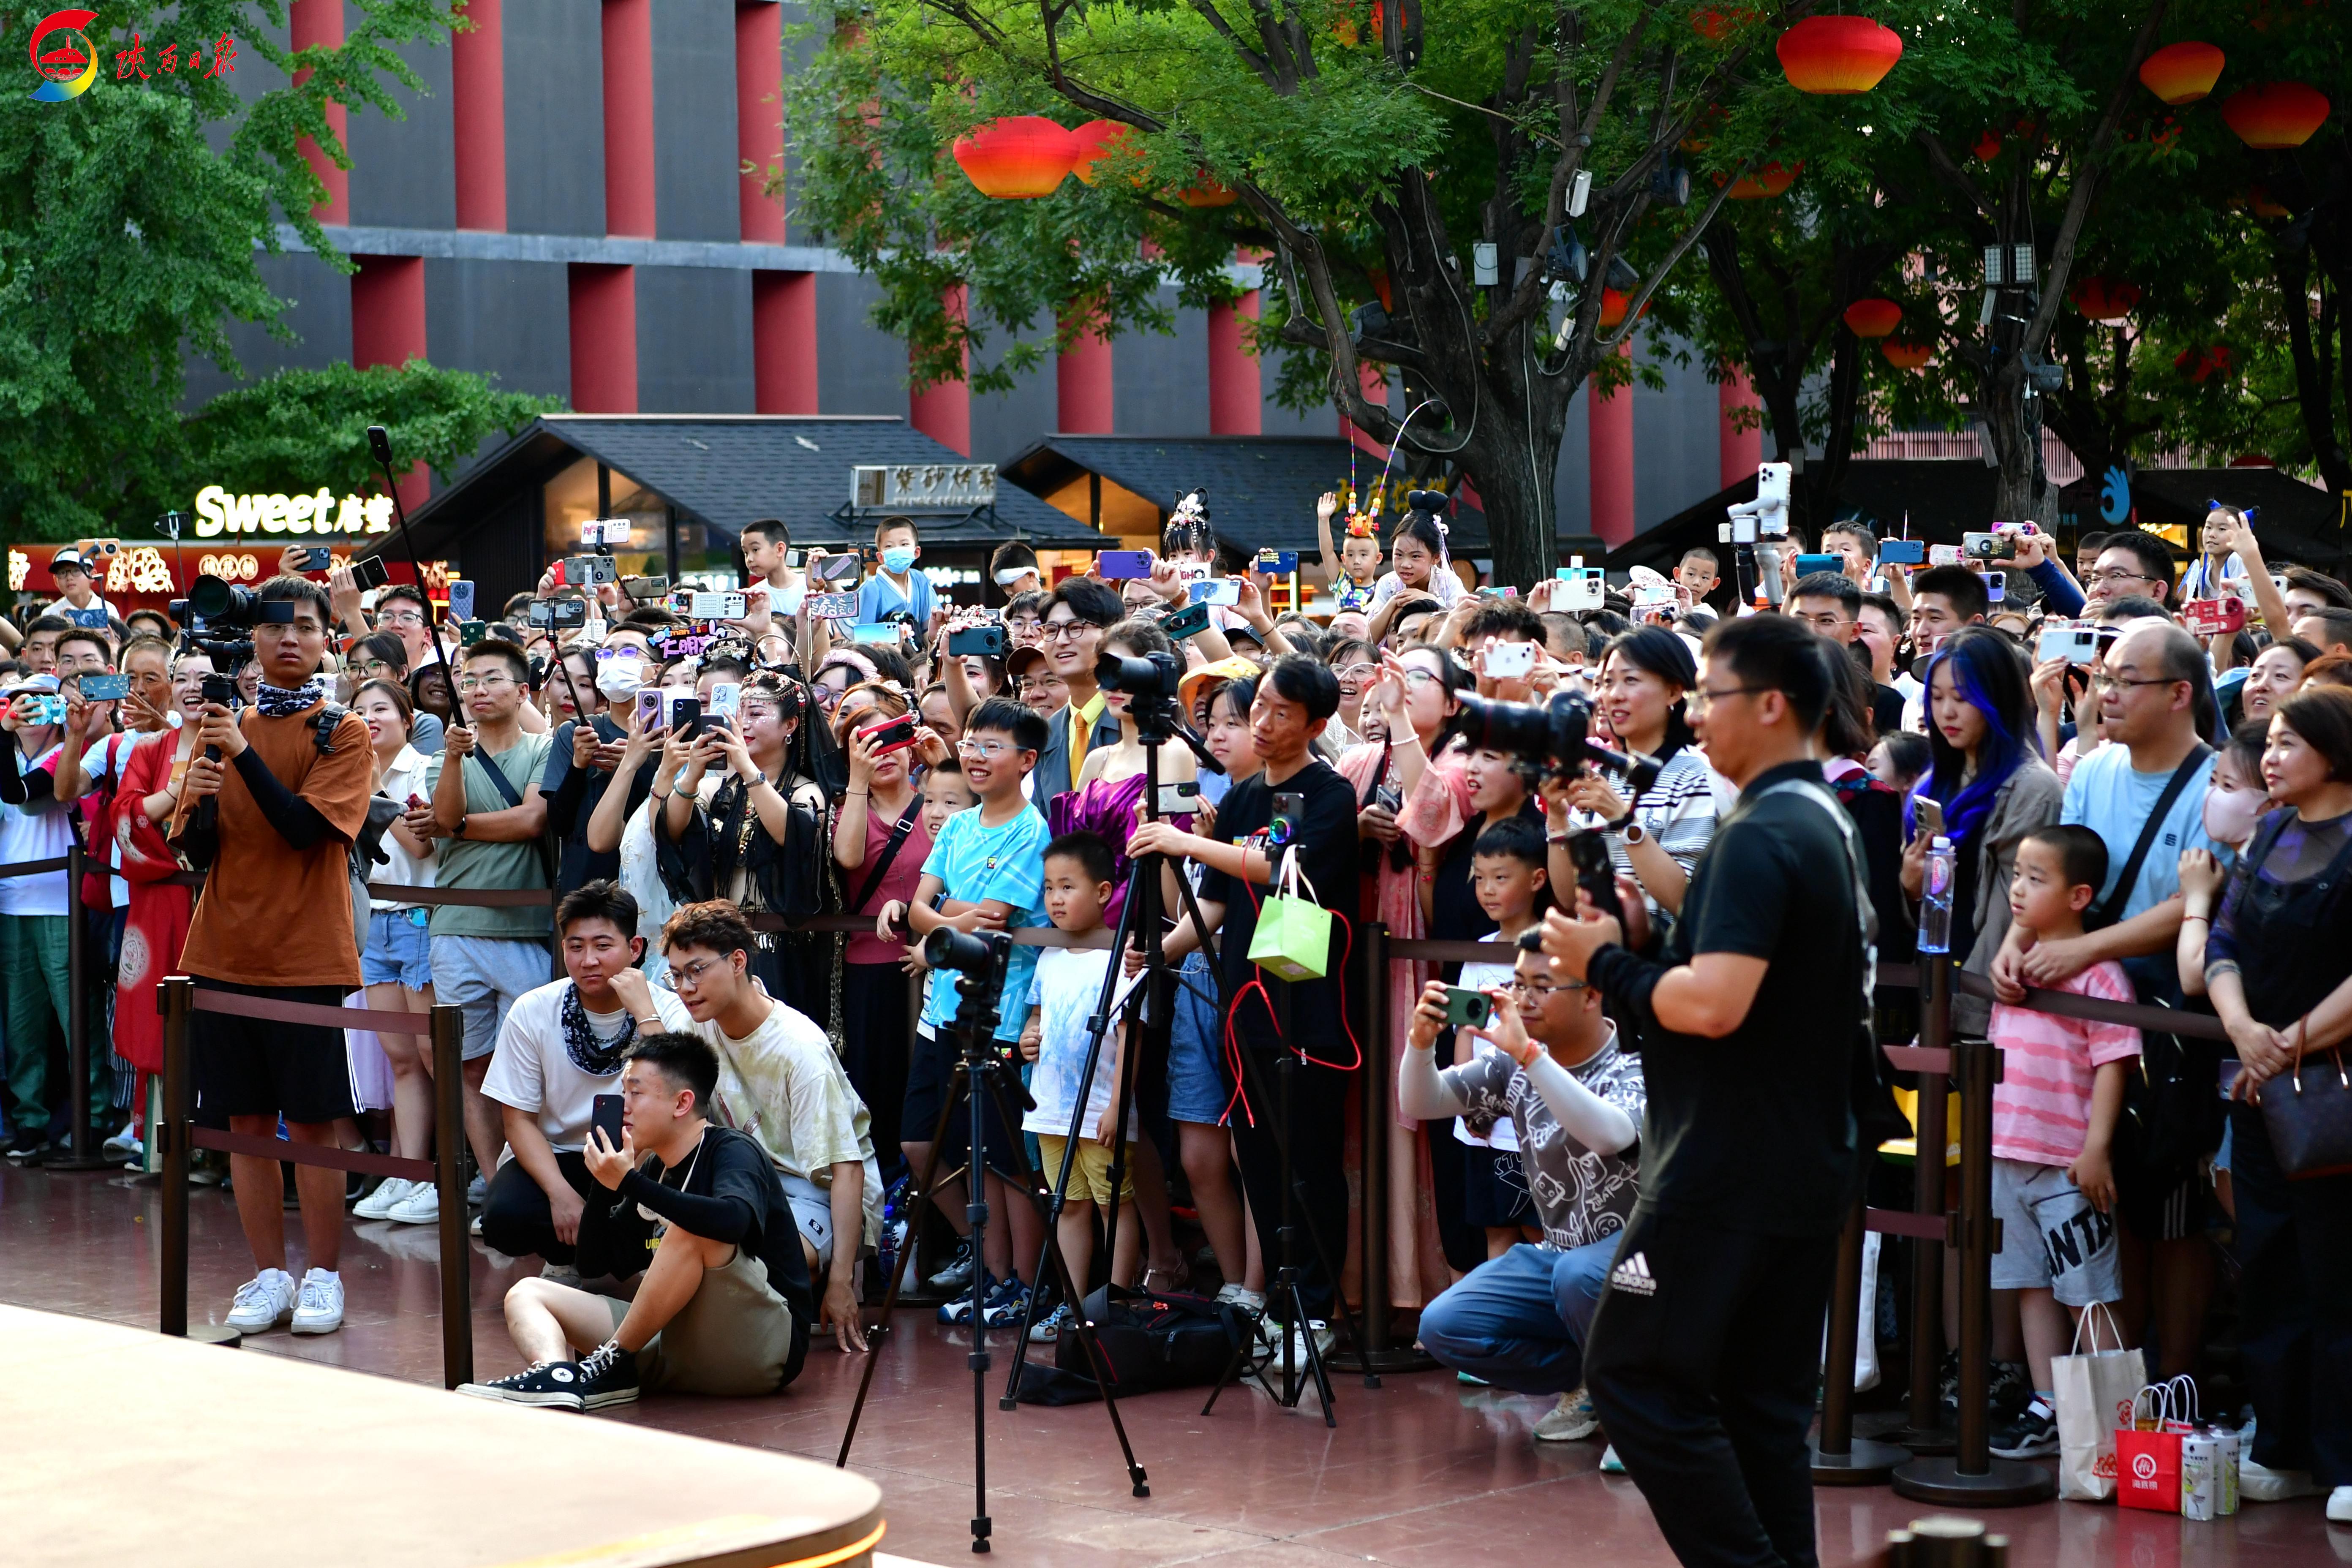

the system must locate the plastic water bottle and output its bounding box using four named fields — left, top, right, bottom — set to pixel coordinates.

left=1918, top=835, right=1957, bottom=954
